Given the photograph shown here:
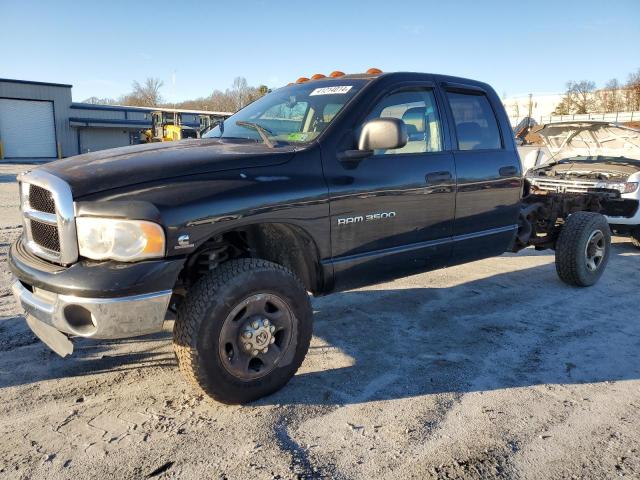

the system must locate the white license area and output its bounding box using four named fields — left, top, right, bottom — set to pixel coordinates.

left=309, top=86, right=353, bottom=96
